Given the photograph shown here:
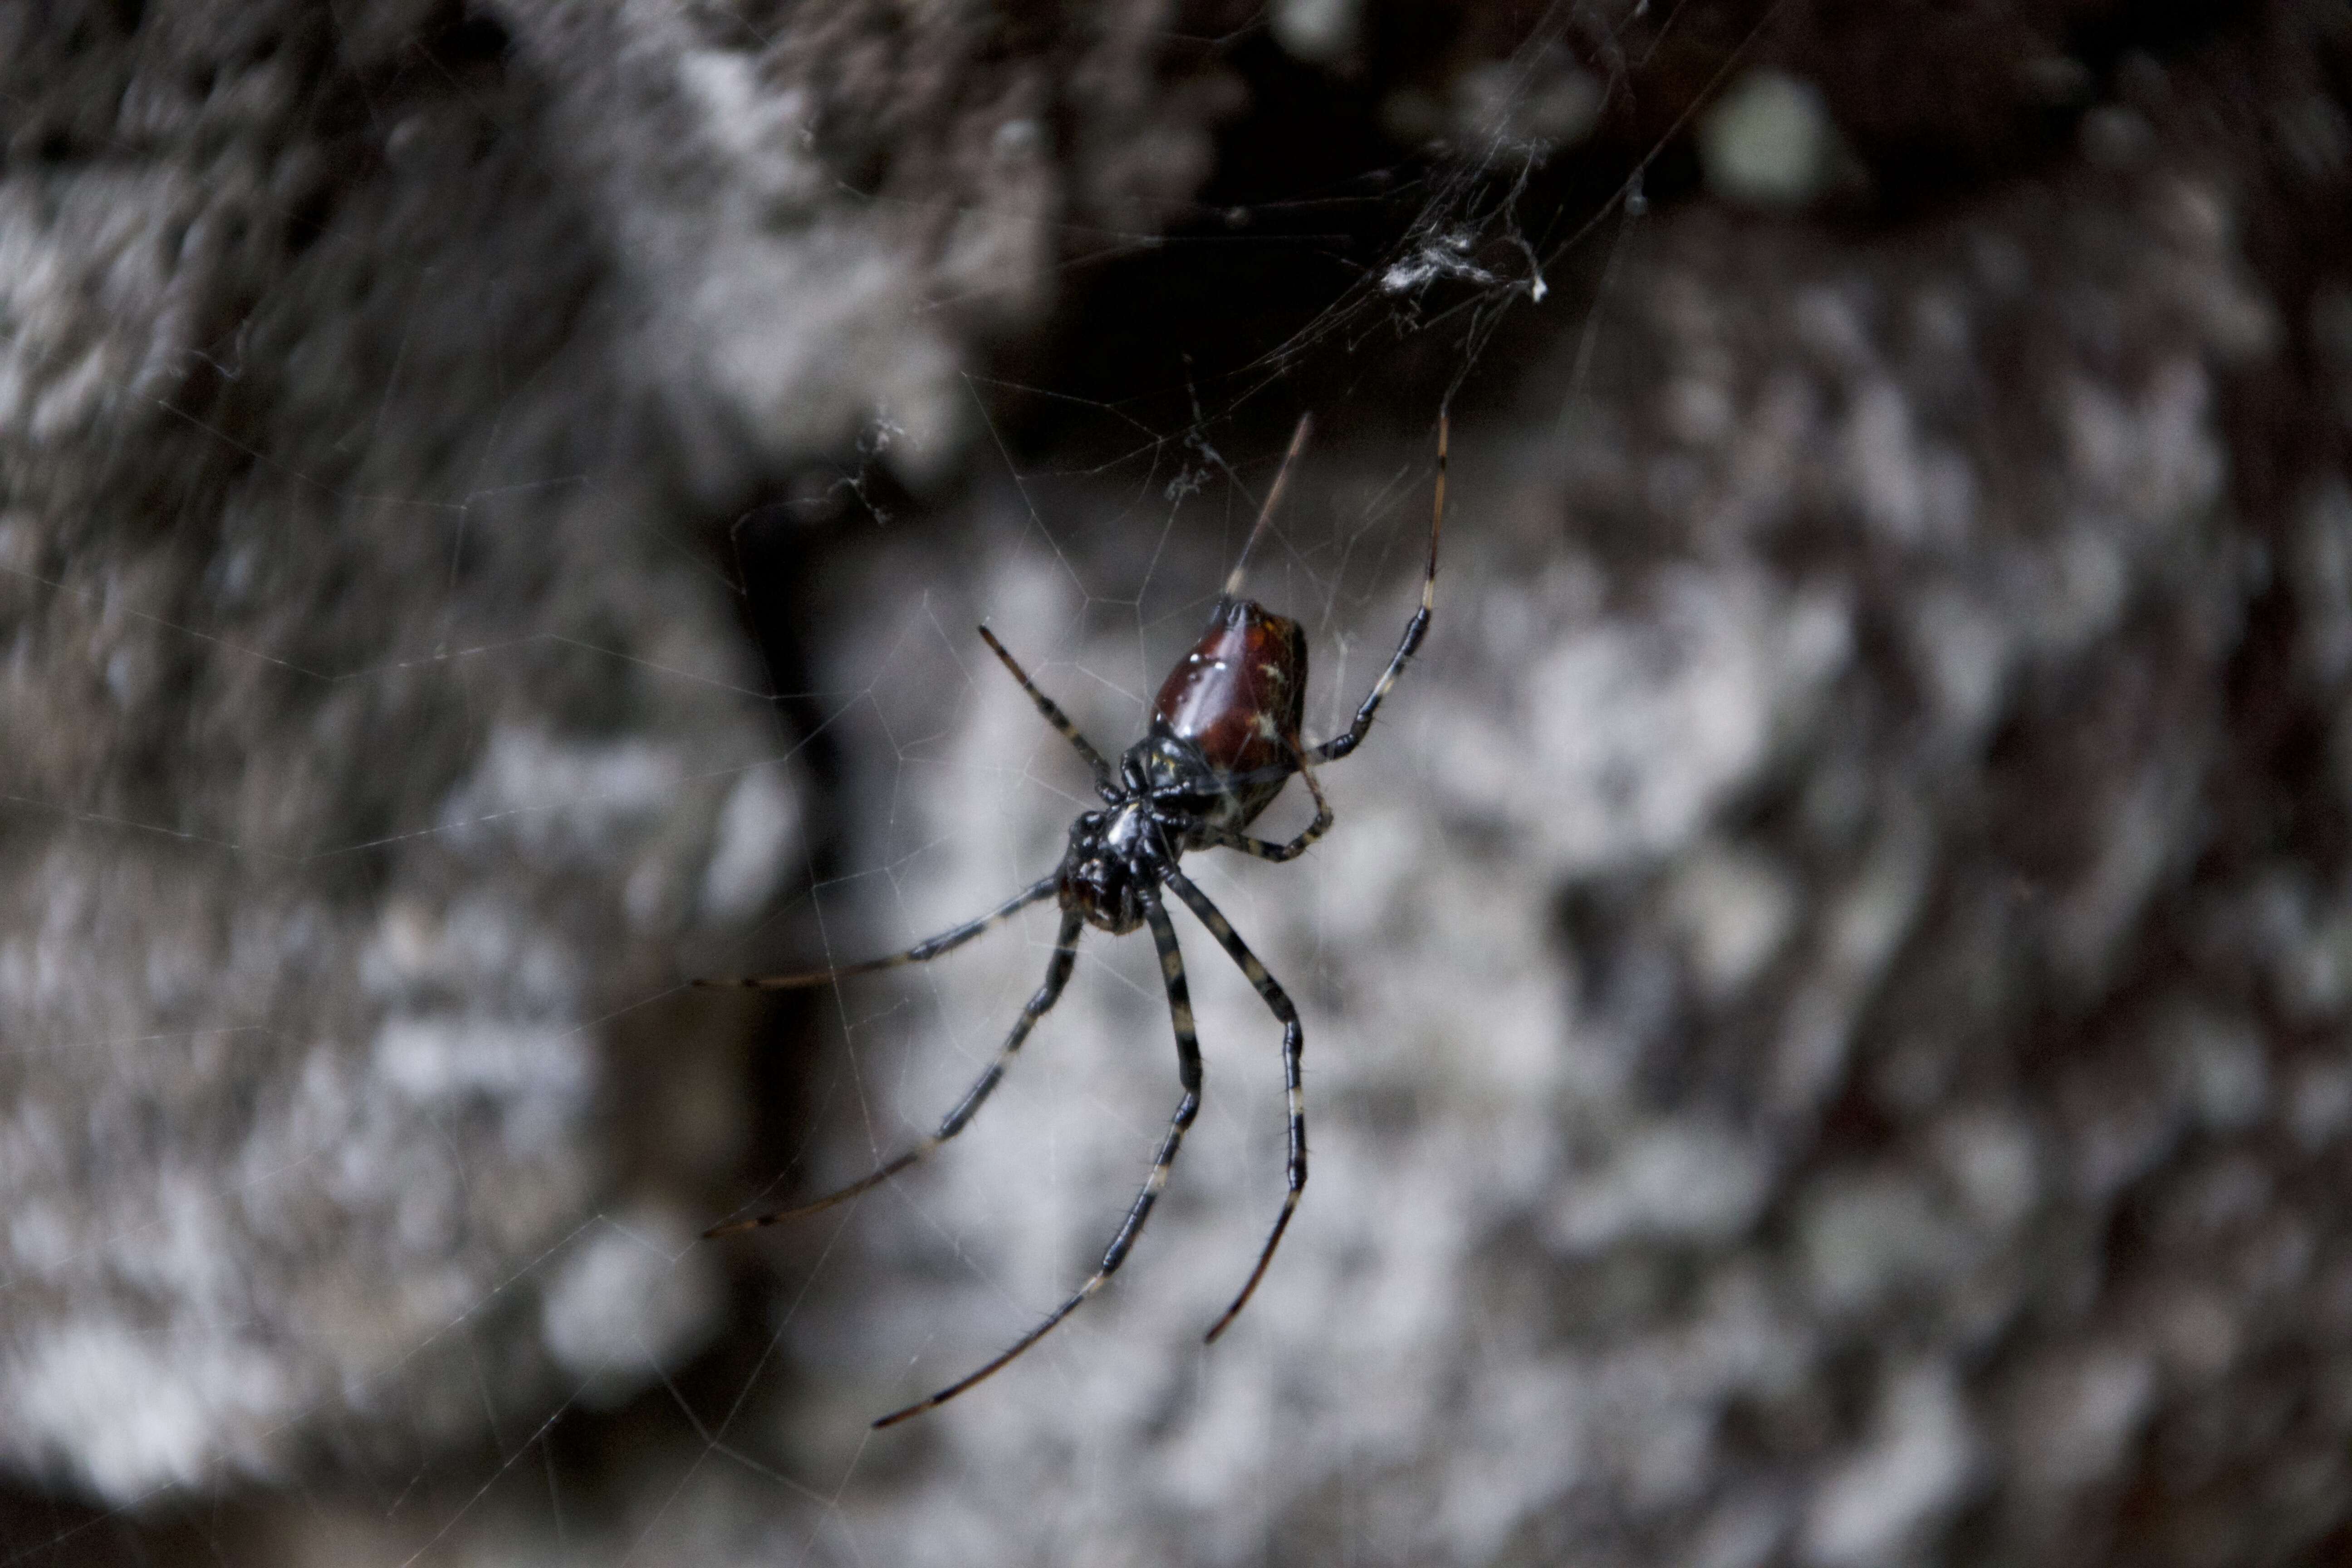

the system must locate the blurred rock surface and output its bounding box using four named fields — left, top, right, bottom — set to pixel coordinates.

left=1, top=2, right=2348, bottom=1567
